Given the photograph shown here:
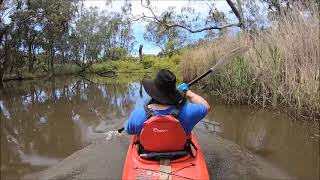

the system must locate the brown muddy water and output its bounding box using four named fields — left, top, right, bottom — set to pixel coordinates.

left=0, top=76, right=319, bottom=179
